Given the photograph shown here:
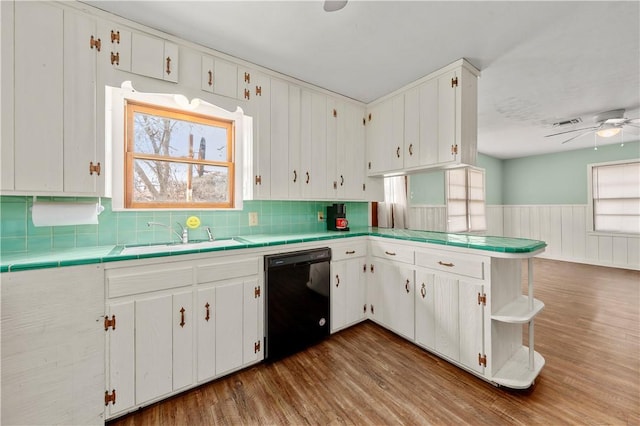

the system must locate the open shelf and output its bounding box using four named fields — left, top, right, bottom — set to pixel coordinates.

left=492, top=295, right=544, bottom=323
left=492, top=347, right=545, bottom=389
